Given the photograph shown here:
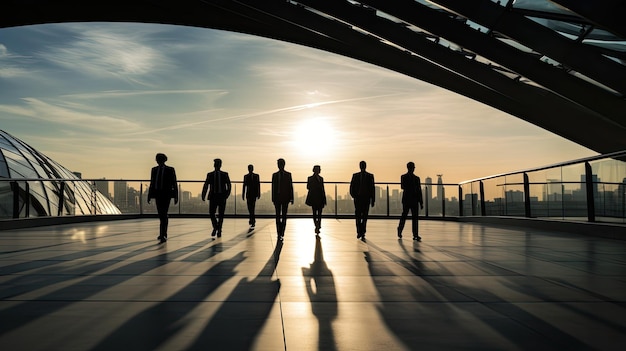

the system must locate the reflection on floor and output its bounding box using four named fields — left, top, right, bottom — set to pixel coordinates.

left=0, top=218, right=625, bottom=350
